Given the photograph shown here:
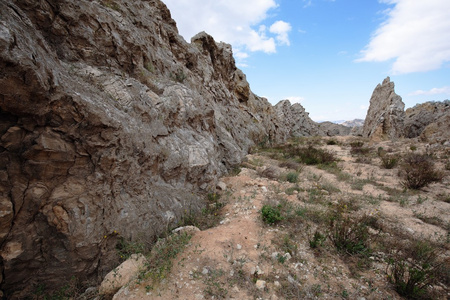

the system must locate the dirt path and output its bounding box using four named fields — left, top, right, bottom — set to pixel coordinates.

left=112, top=137, right=450, bottom=300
